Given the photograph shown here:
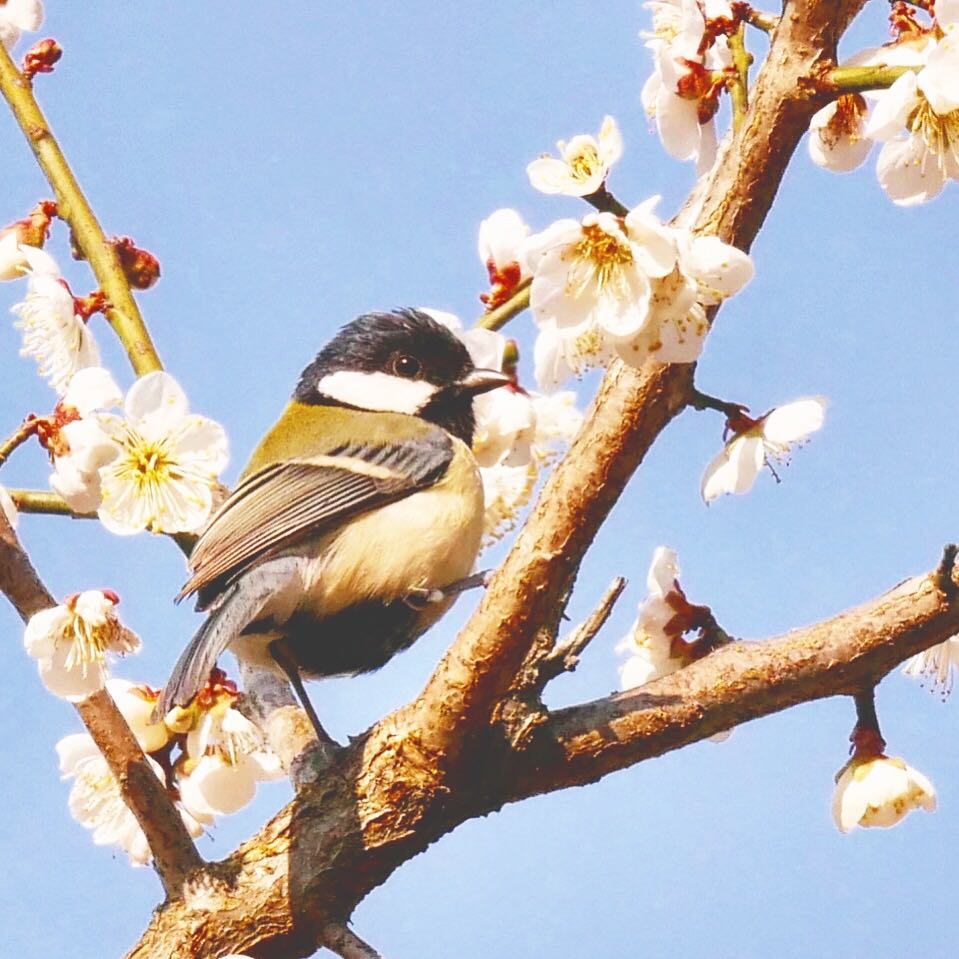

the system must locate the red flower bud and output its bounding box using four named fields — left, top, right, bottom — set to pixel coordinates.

left=111, top=236, right=161, bottom=290
left=22, top=39, right=63, bottom=81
